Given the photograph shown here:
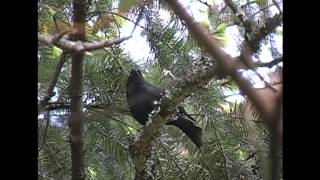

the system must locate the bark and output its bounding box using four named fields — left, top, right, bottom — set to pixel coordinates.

left=38, top=33, right=131, bottom=52
left=69, top=0, right=86, bottom=179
